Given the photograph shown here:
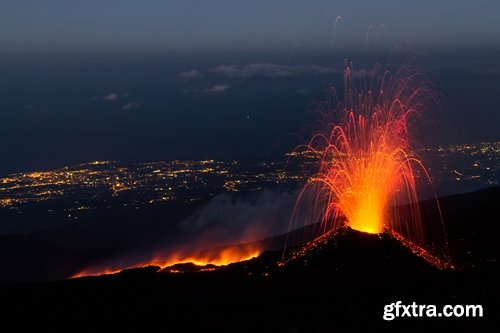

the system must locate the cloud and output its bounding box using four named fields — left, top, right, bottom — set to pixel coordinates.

left=180, top=190, right=297, bottom=244
left=102, top=92, right=130, bottom=101
left=103, top=93, right=120, bottom=101
left=204, top=84, right=229, bottom=94
left=211, top=63, right=339, bottom=78
left=122, top=102, right=141, bottom=110
left=177, top=69, right=203, bottom=80
left=295, top=88, right=311, bottom=94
